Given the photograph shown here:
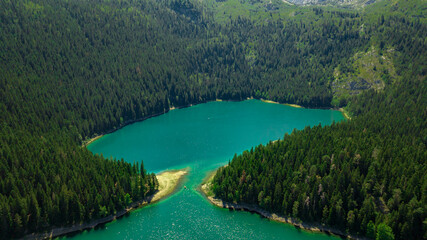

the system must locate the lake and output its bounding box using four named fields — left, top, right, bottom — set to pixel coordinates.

left=69, top=100, right=344, bottom=240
